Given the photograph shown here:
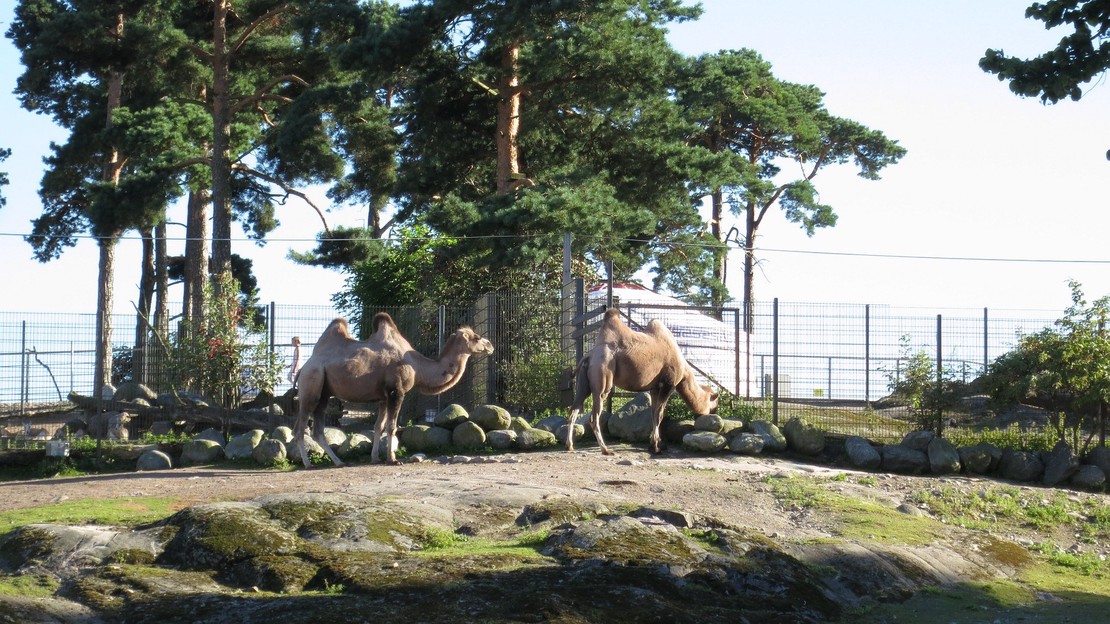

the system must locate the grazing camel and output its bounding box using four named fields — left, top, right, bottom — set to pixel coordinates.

left=566, top=308, right=719, bottom=455
left=292, top=312, right=493, bottom=467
